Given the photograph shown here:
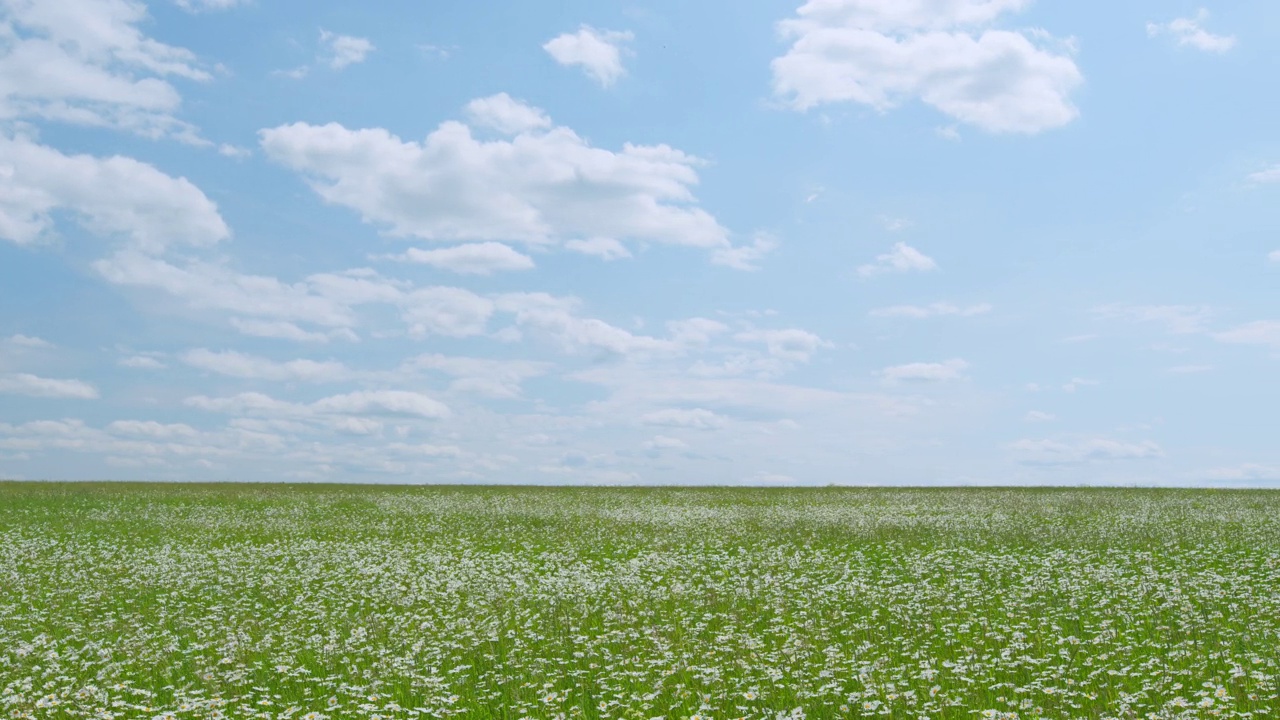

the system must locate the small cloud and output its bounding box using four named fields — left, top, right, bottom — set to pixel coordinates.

left=1062, top=377, right=1099, bottom=393
left=878, top=216, right=912, bottom=232
left=1213, top=321, right=1280, bottom=349
left=119, top=355, right=166, bottom=370
left=1024, top=410, right=1055, bottom=422
left=543, top=25, right=634, bottom=87
left=464, top=93, right=552, bottom=135
left=0, top=373, right=99, bottom=399
left=935, top=125, right=961, bottom=141
left=1059, top=334, right=1097, bottom=344
left=640, top=408, right=727, bottom=430
left=869, top=302, right=990, bottom=319
left=712, top=233, right=778, bottom=271
left=417, top=44, right=455, bottom=59
left=1147, top=9, right=1236, bottom=53
left=1250, top=165, right=1280, bottom=185
left=880, top=358, right=968, bottom=384
left=641, top=435, right=687, bottom=452
left=1205, top=463, right=1280, bottom=482
left=7, top=334, right=52, bottom=348
left=385, top=243, right=535, bottom=275
left=319, top=29, right=375, bottom=70
left=173, top=0, right=249, bottom=11
left=272, top=65, right=310, bottom=80
left=218, top=144, right=251, bottom=159
left=1011, top=438, right=1163, bottom=466
left=1268, top=250, right=1280, bottom=263
left=1093, top=304, right=1212, bottom=335
left=858, top=242, right=937, bottom=277
left=565, top=237, right=632, bottom=261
